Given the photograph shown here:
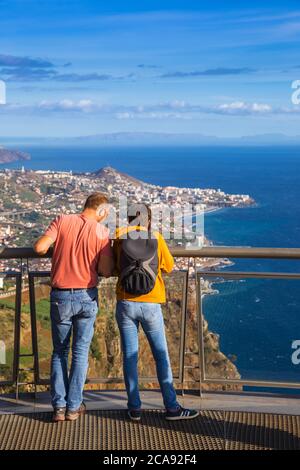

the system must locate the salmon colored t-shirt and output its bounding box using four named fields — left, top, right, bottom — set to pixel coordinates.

left=44, top=214, right=113, bottom=289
